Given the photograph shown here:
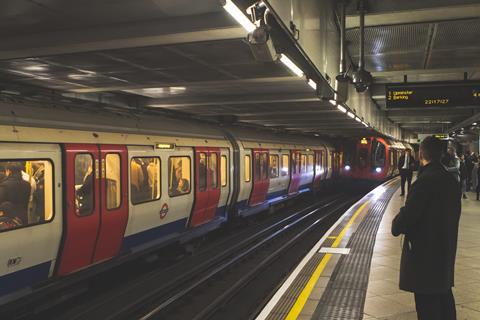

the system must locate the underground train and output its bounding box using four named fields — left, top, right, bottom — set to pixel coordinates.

left=0, top=104, right=348, bottom=304
left=343, top=136, right=414, bottom=181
